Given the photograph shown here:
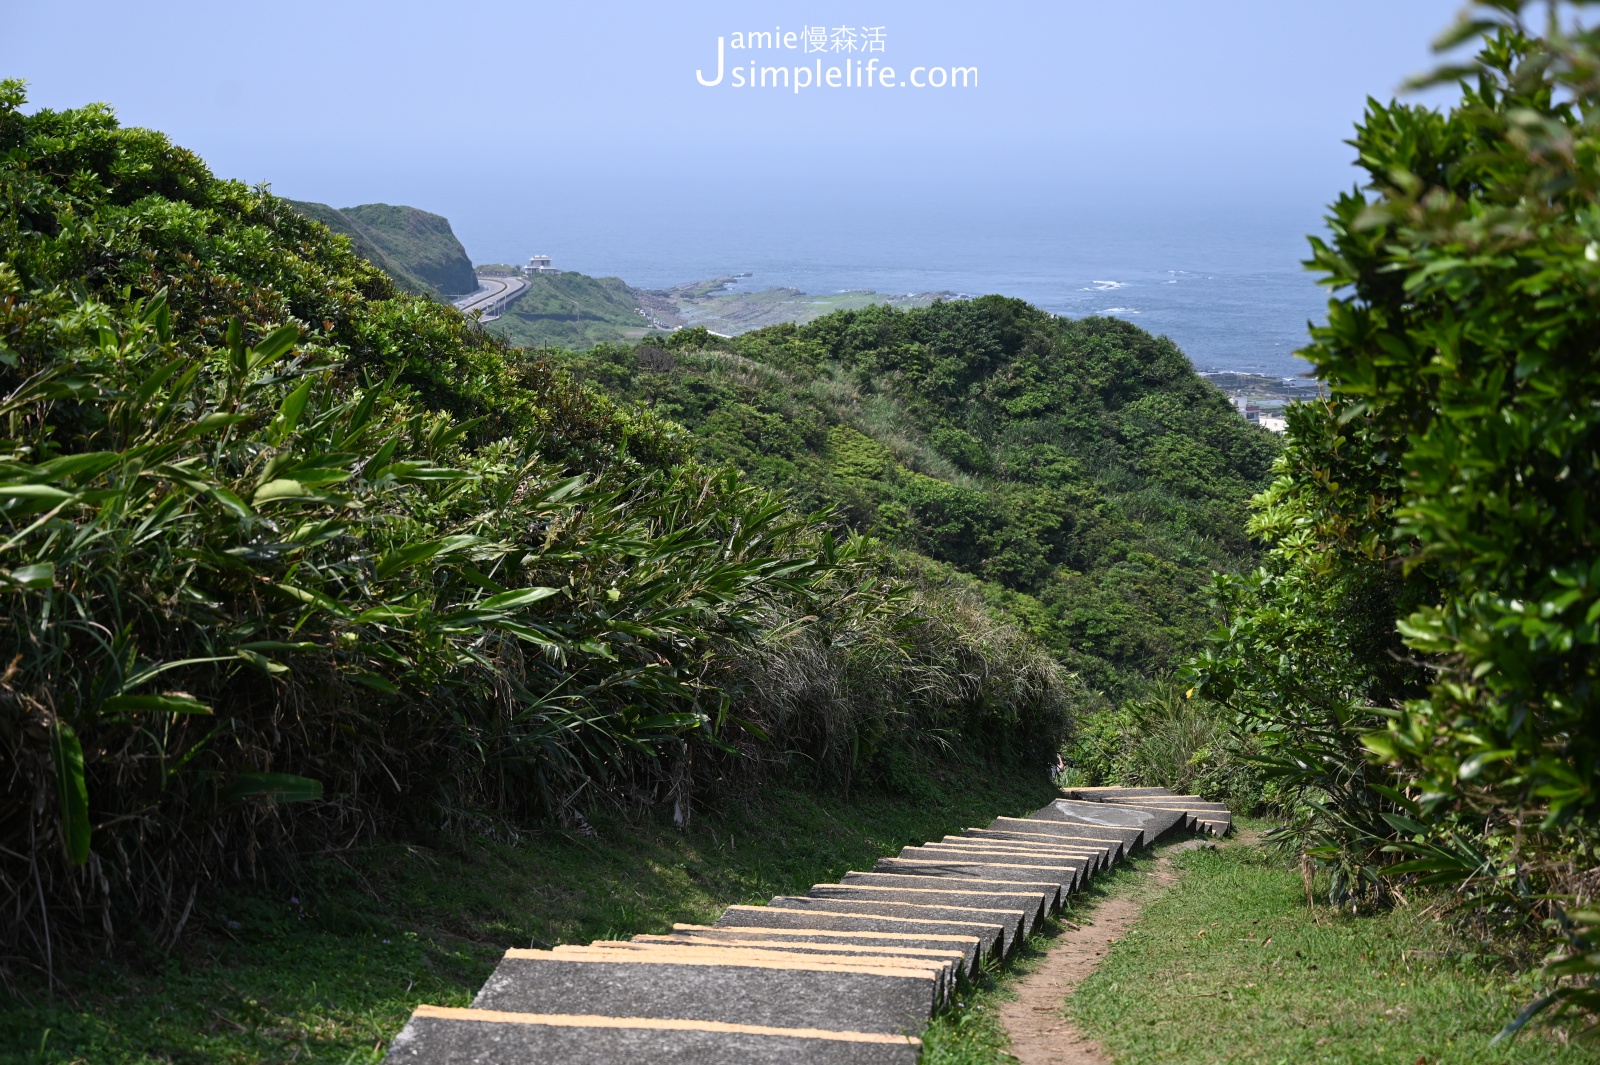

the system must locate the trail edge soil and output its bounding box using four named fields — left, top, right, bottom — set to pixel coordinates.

left=997, top=841, right=1206, bottom=1065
